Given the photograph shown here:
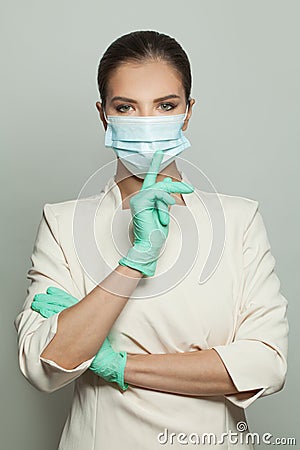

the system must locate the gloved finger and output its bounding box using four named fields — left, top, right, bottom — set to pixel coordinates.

left=33, top=293, right=51, bottom=302
left=158, top=177, right=173, bottom=225
left=46, top=287, right=79, bottom=306
left=46, top=286, right=68, bottom=296
left=31, top=303, right=54, bottom=318
left=31, top=299, right=65, bottom=314
left=40, top=307, right=65, bottom=318
left=33, top=290, right=67, bottom=305
left=99, top=336, right=112, bottom=351
left=31, top=300, right=43, bottom=314
left=141, top=187, right=176, bottom=206
left=32, top=297, right=71, bottom=313
left=90, top=338, right=115, bottom=369
left=46, top=286, right=79, bottom=303
left=91, top=338, right=113, bottom=366
left=106, top=335, right=112, bottom=345
left=152, top=189, right=177, bottom=210
left=155, top=180, right=194, bottom=194
left=156, top=199, right=170, bottom=226
left=141, top=150, right=164, bottom=190
left=33, top=293, right=62, bottom=305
